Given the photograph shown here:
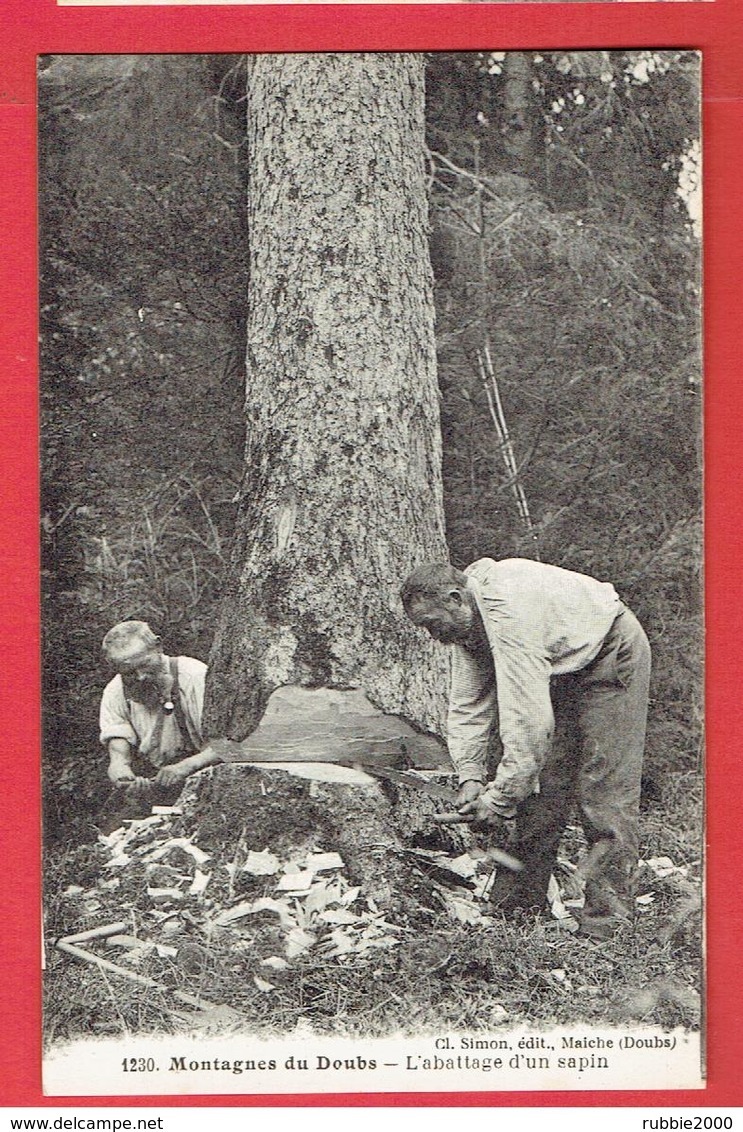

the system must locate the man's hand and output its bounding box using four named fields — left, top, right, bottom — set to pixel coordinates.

left=456, top=795, right=517, bottom=842
left=456, top=780, right=484, bottom=810
left=107, top=761, right=148, bottom=790
left=154, top=761, right=189, bottom=789
left=108, top=763, right=133, bottom=785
